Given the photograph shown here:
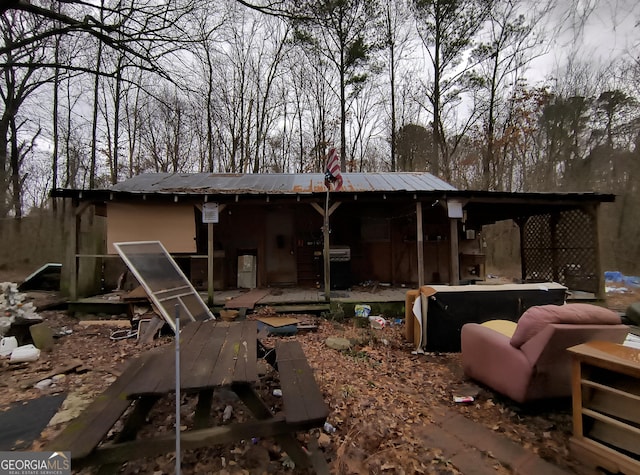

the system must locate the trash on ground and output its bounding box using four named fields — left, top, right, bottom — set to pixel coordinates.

left=453, top=396, right=475, bottom=403
left=272, top=388, right=282, bottom=397
left=10, top=344, right=40, bottom=363
left=323, top=422, right=336, bottom=433
left=0, top=336, right=18, bottom=356
left=368, top=315, right=386, bottom=329
left=34, top=378, right=53, bottom=390
left=222, top=404, right=233, bottom=422
left=354, top=304, right=372, bottom=318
